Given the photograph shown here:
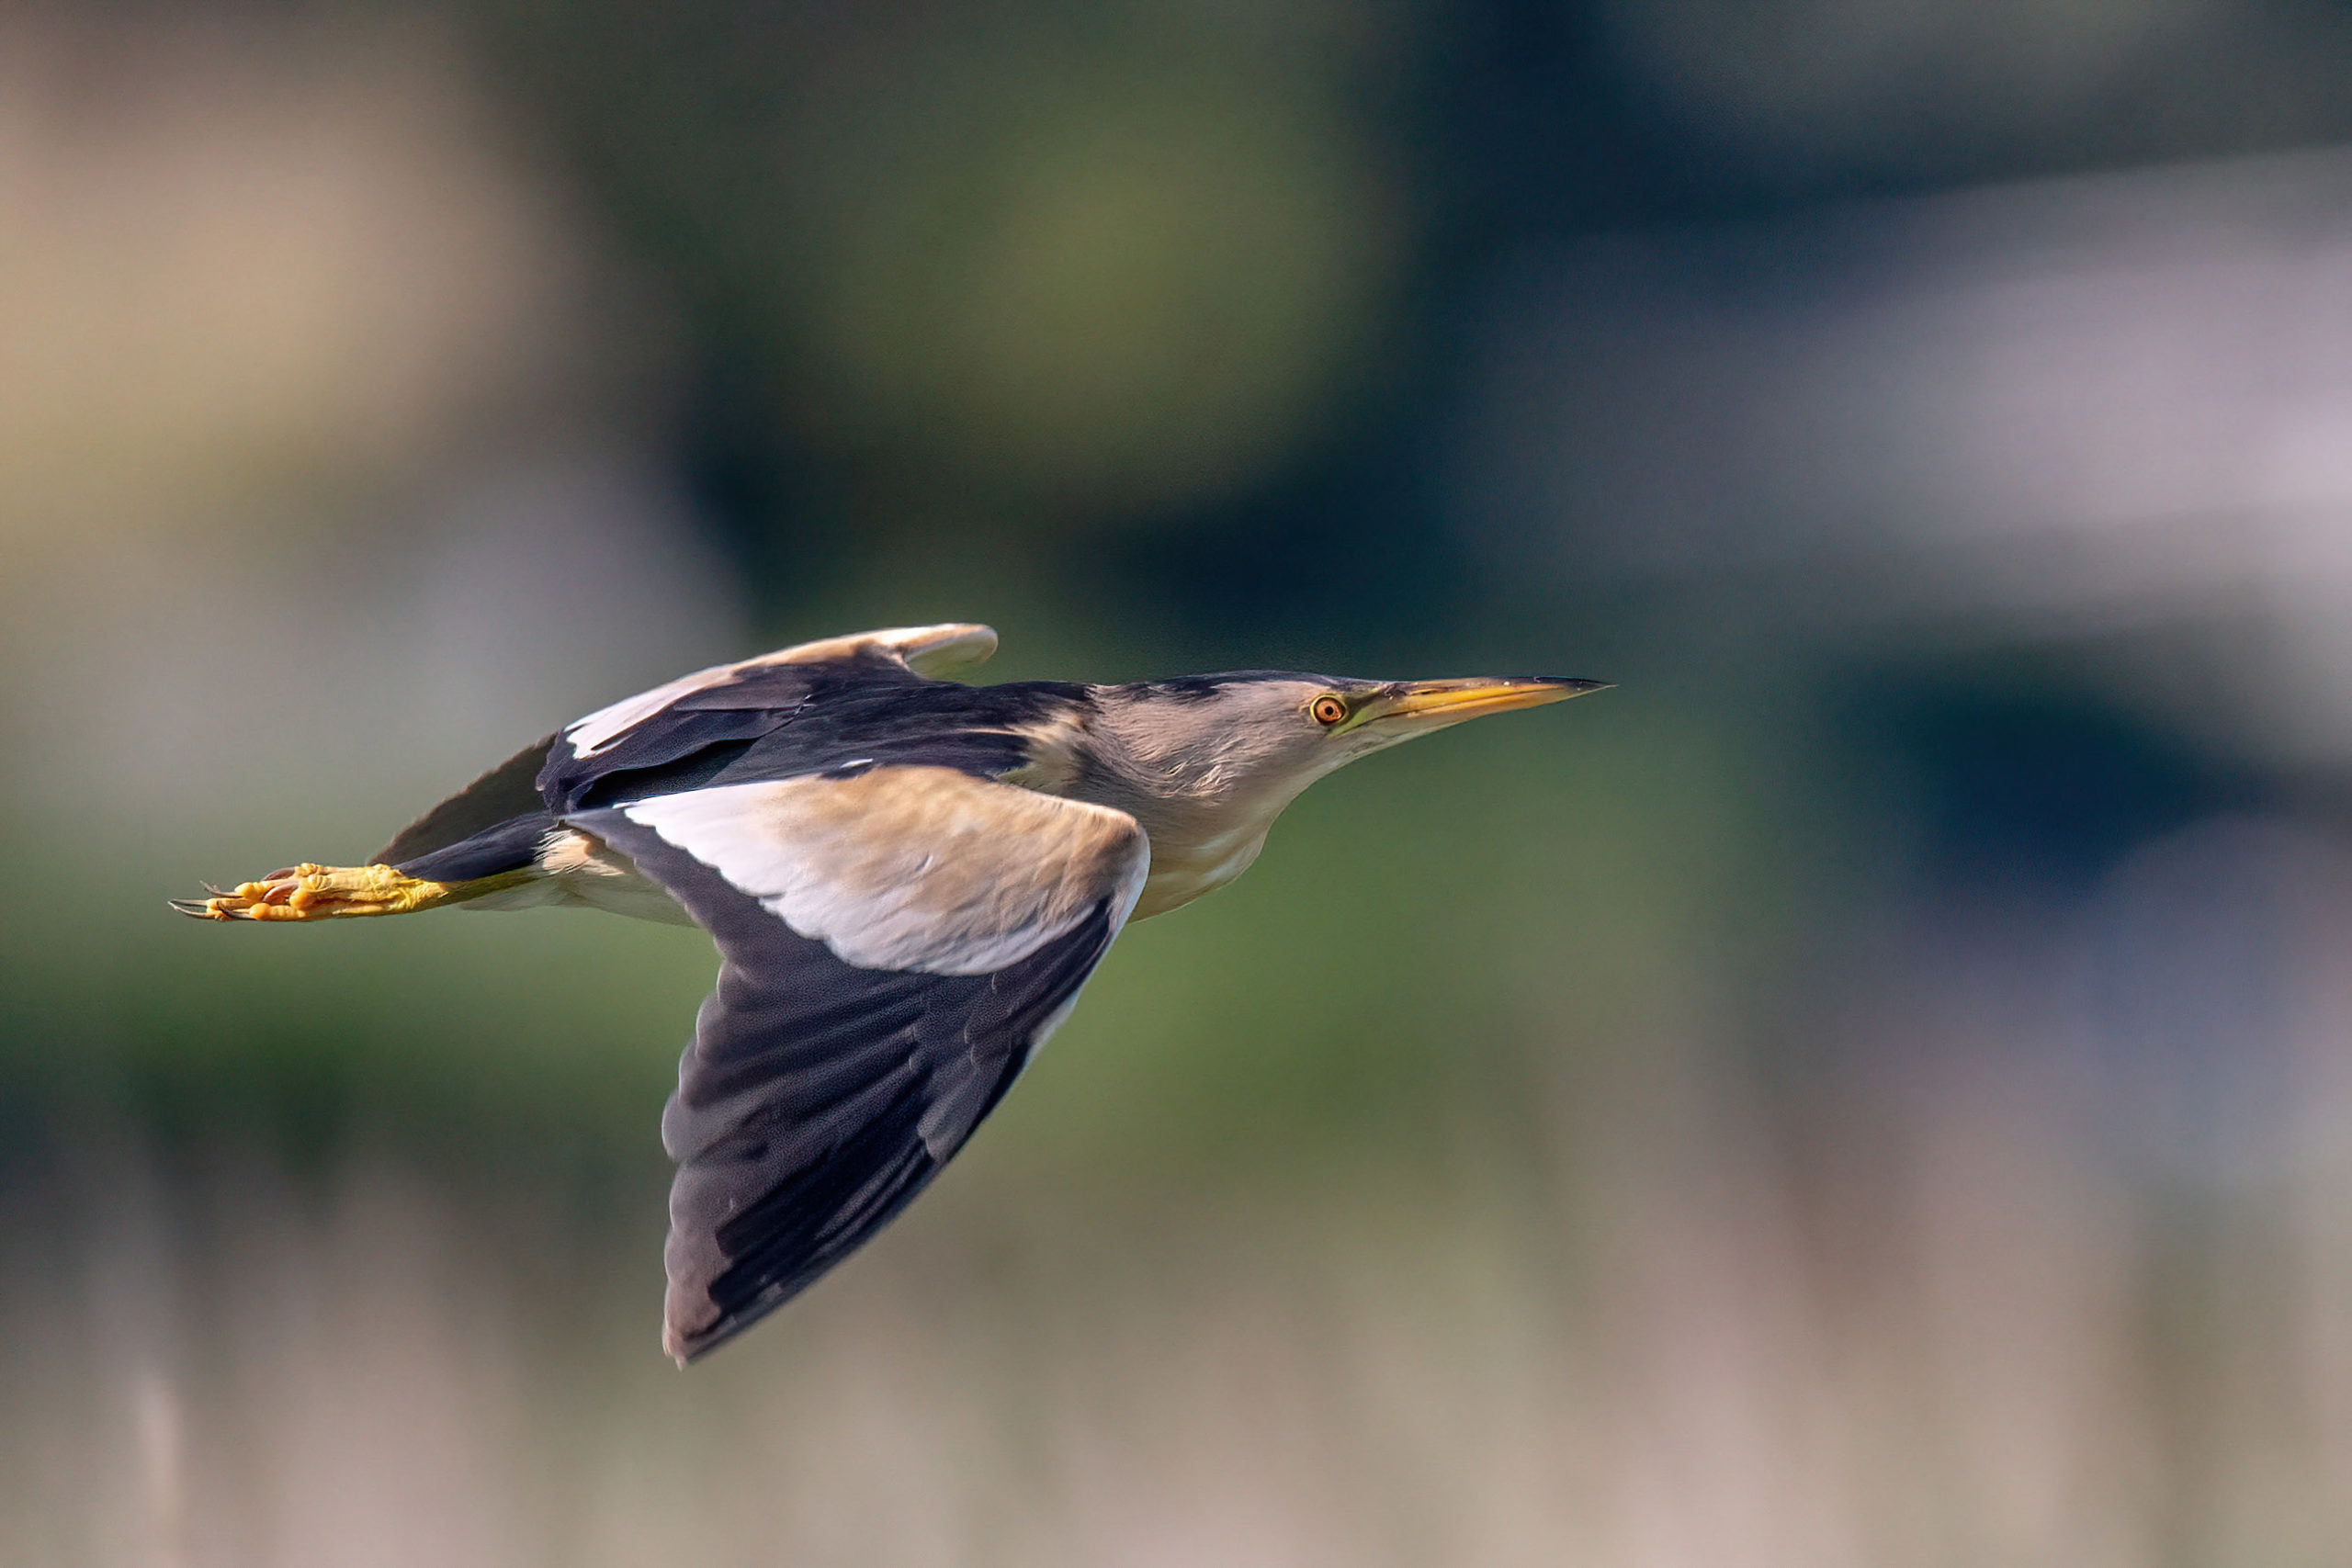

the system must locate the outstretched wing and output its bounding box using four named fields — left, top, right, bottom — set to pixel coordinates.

left=560, top=622, right=998, bottom=761
left=372, top=733, right=560, bottom=868
left=369, top=624, right=1001, bottom=880
left=571, top=763, right=1147, bottom=1363
left=537, top=621, right=1006, bottom=817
